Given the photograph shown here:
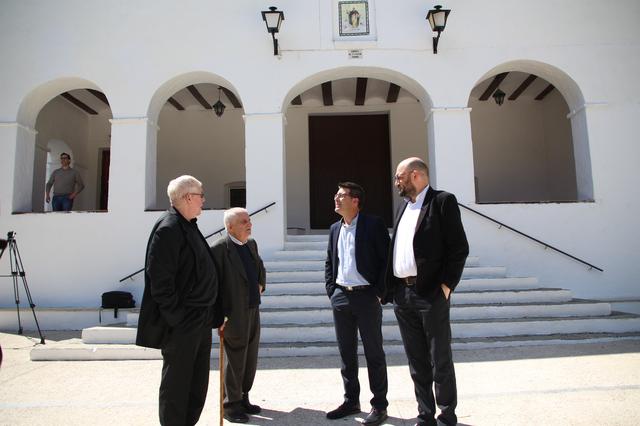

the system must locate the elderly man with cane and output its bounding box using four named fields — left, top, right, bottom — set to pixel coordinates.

left=212, top=207, right=266, bottom=423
